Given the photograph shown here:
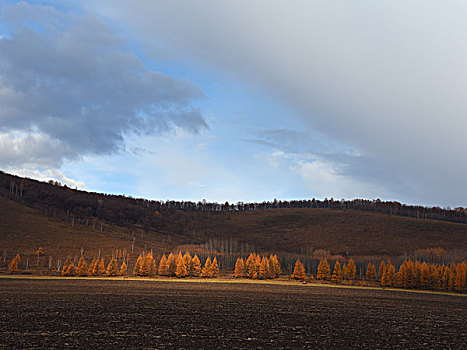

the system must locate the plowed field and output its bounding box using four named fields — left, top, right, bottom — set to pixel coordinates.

left=0, top=279, right=465, bottom=349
